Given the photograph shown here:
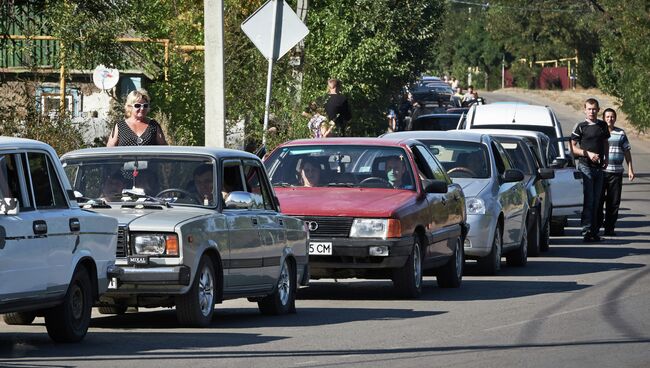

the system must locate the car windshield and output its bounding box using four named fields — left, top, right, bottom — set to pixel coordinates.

left=62, top=155, right=217, bottom=207
left=419, top=140, right=491, bottom=179
left=265, top=145, right=416, bottom=190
